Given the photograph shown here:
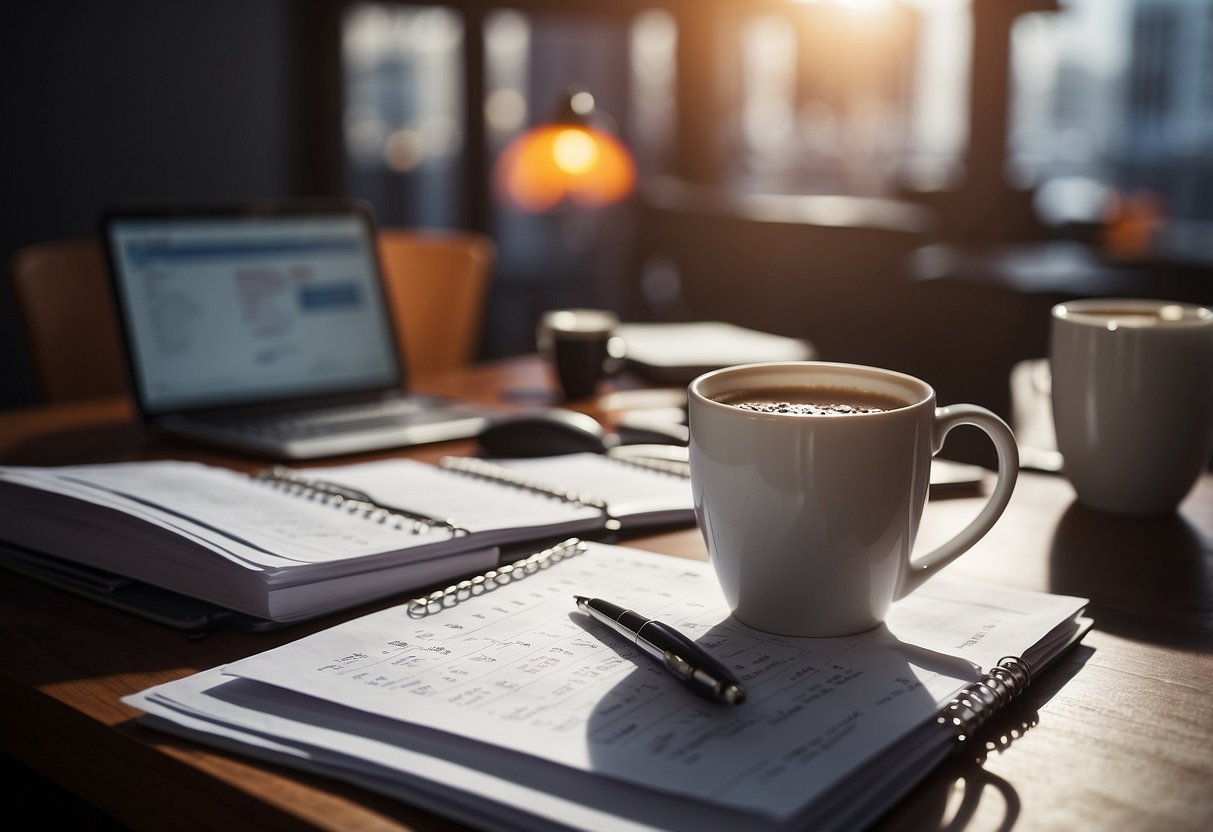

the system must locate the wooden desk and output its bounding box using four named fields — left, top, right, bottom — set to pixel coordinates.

left=2, top=356, right=1211, bottom=831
